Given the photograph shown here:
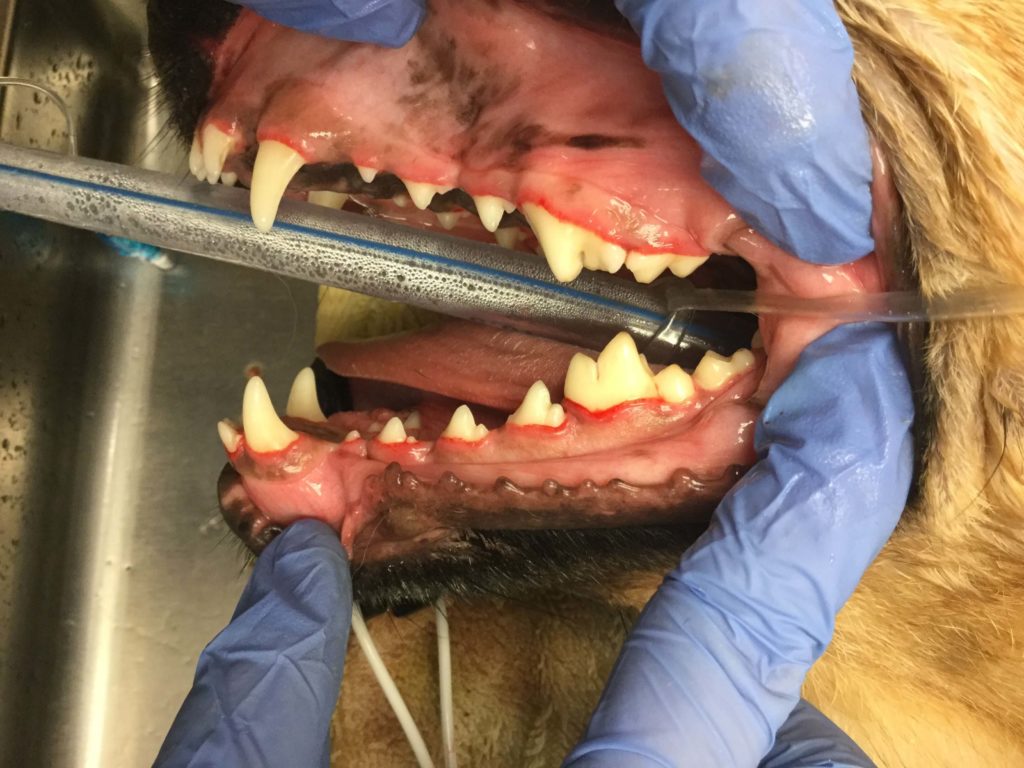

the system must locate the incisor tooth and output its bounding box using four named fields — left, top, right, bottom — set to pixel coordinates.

left=654, top=365, right=695, bottom=404
left=473, top=195, right=514, bottom=232
left=625, top=253, right=673, bottom=284
left=436, top=211, right=461, bottom=230
left=442, top=405, right=488, bottom=441
left=404, top=180, right=451, bottom=210
left=250, top=140, right=305, bottom=232
left=356, top=165, right=378, bottom=183
left=201, top=124, right=235, bottom=185
left=522, top=203, right=585, bottom=282
left=564, top=333, right=658, bottom=411
left=242, top=376, right=299, bottom=453
left=693, top=349, right=756, bottom=390
left=188, top=135, right=206, bottom=181
left=507, top=381, right=565, bottom=427
left=285, top=367, right=325, bottom=421
left=378, top=416, right=408, bottom=444
left=217, top=419, right=241, bottom=453
left=308, top=190, right=348, bottom=209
